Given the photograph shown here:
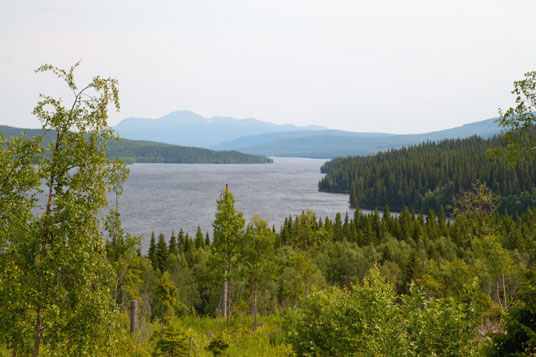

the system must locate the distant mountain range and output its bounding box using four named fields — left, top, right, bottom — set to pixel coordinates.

left=113, top=110, right=326, bottom=148
left=214, top=118, right=502, bottom=158
left=0, top=126, right=272, bottom=164
left=113, top=111, right=503, bottom=158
